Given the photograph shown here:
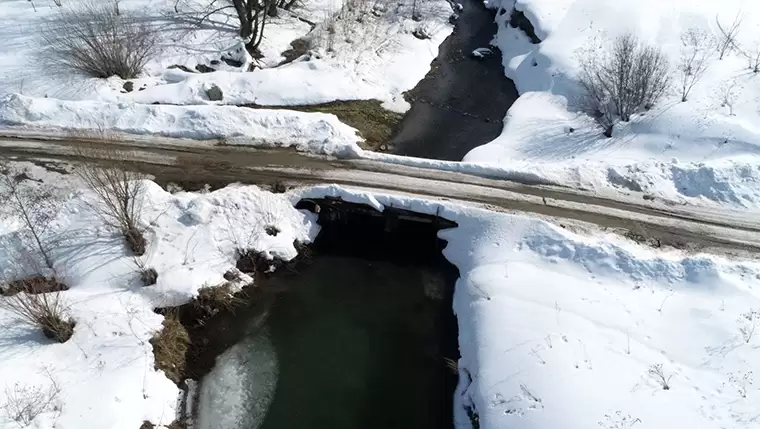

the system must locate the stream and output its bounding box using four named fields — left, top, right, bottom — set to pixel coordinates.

left=390, top=0, right=519, bottom=161
left=195, top=202, right=460, bottom=429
